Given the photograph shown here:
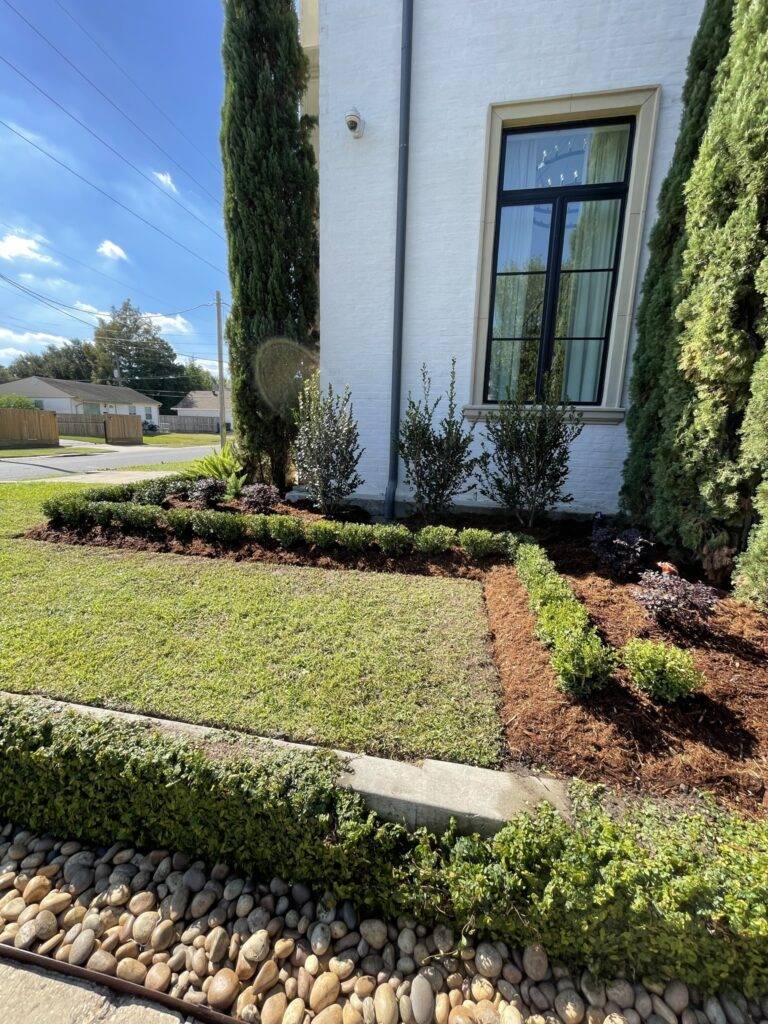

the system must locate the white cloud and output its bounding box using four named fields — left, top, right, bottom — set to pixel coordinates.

left=0, top=347, right=27, bottom=360
left=152, top=171, right=178, bottom=194
left=0, top=328, right=69, bottom=348
left=97, top=239, right=127, bottom=261
left=75, top=301, right=111, bottom=319
left=147, top=313, right=192, bottom=334
left=19, top=273, right=73, bottom=291
left=180, top=356, right=228, bottom=375
left=0, top=233, right=55, bottom=264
